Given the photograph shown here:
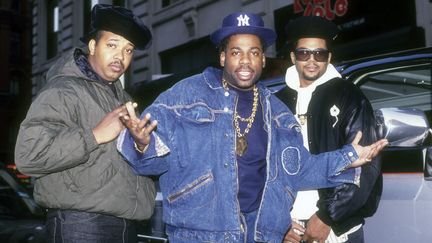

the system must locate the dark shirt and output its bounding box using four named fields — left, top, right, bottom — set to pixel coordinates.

left=74, top=49, right=118, bottom=98
left=234, top=87, right=267, bottom=213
